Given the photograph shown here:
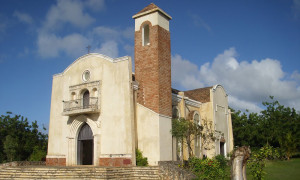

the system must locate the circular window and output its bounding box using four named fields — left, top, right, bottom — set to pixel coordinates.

left=82, top=70, right=90, bottom=82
